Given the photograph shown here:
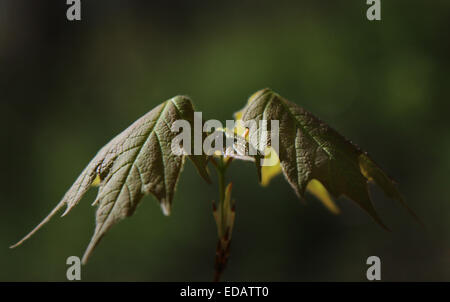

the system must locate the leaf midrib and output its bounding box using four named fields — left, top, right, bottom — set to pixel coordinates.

left=95, top=101, right=171, bottom=235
